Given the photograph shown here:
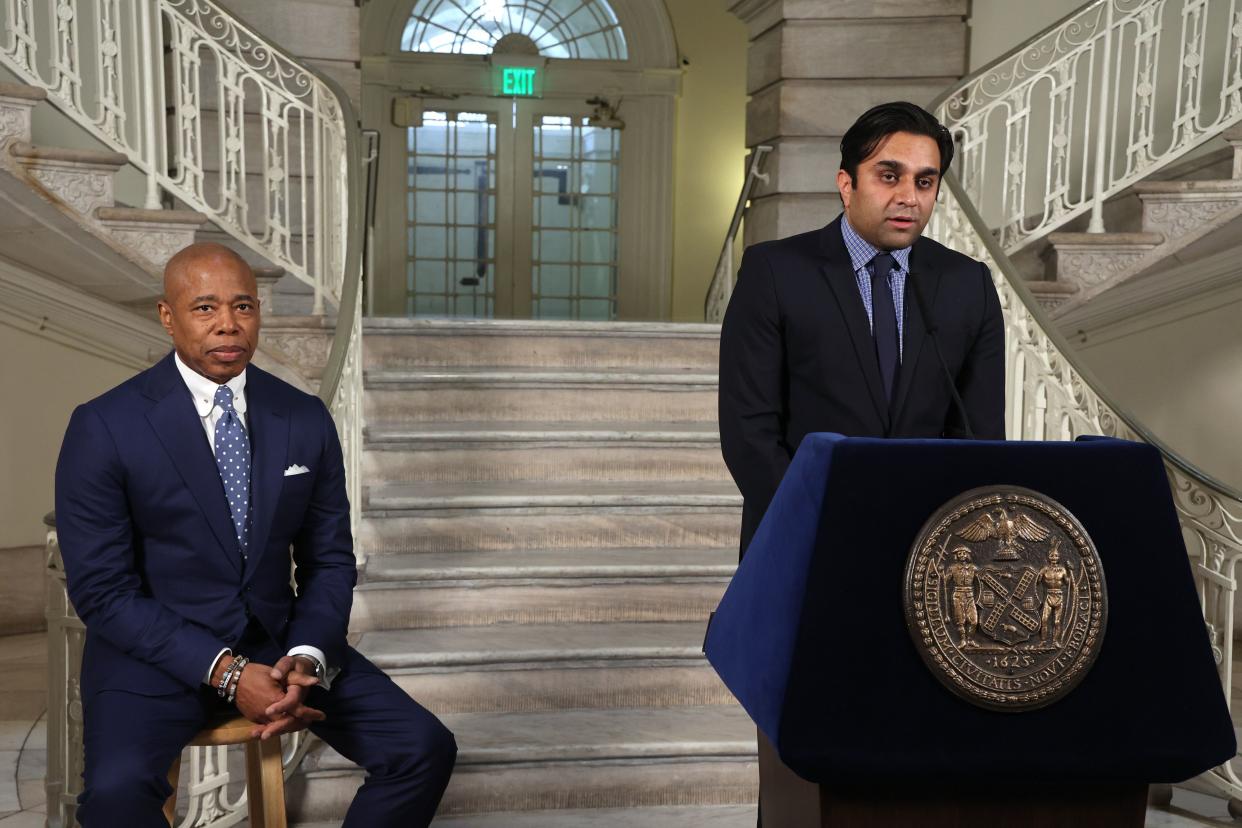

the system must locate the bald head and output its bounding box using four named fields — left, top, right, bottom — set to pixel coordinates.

left=163, top=242, right=254, bottom=302
left=158, top=242, right=261, bottom=382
